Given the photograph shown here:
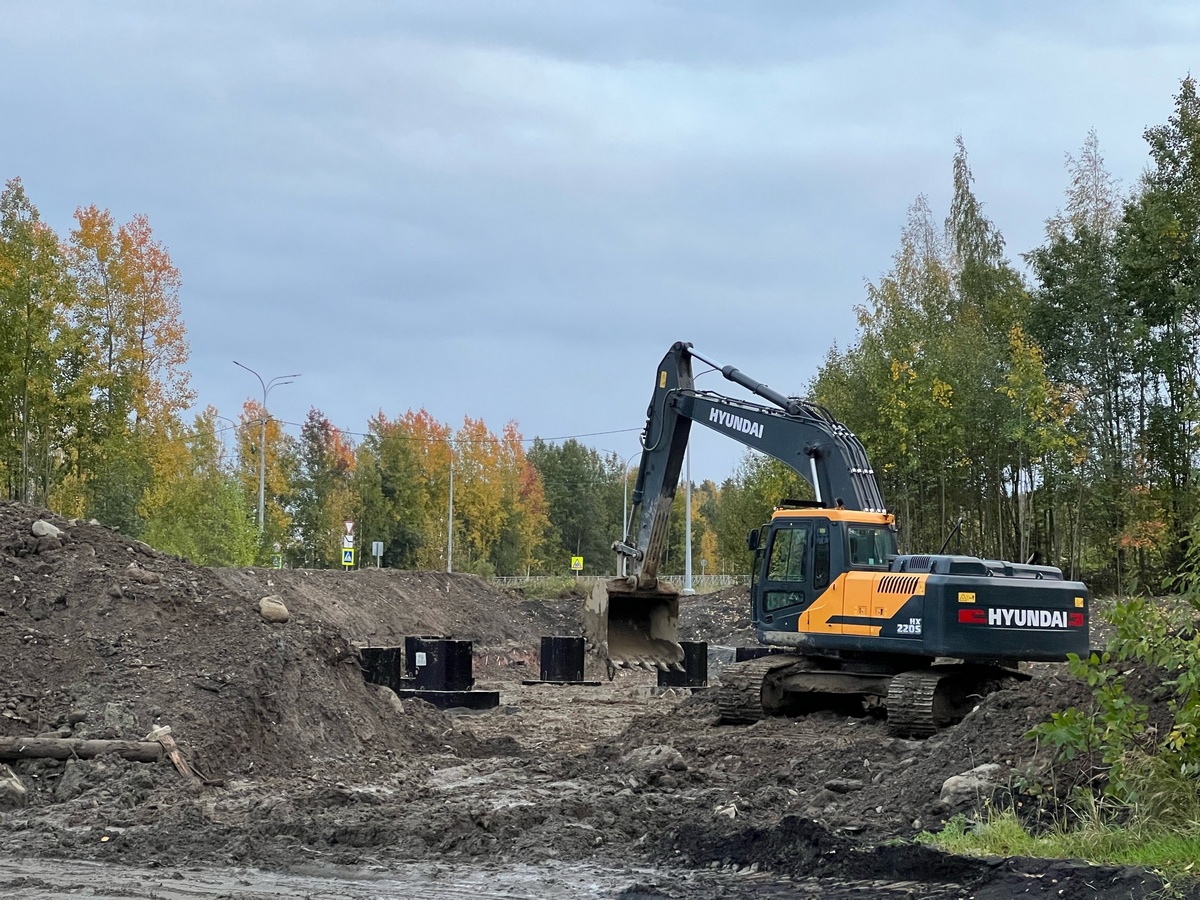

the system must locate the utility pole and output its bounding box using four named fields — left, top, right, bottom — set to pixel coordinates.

left=233, top=361, right=299, bottom=535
